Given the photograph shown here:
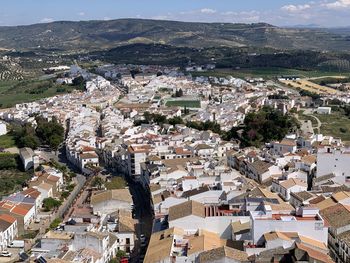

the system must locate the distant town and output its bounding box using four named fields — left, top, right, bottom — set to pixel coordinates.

left=0, top=61, right=350, bottom=263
